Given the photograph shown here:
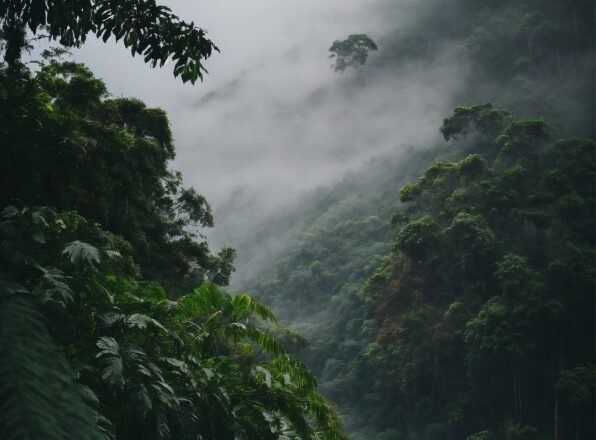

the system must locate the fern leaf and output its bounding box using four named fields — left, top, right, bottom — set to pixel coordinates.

left=96, top=337, right=125, bottom=390
left=0, top=296, right=104, bottom=440
left=177, top=281, right=226, bottom=318
left=246, top=328, right=286, bottom=356
left=37, top=266, right=73, bottom=303
left=253, top=366, right=273, bottom=388
left=63, top=240, right=100, bottom=265
left=1, top=206, right=20, bottom=219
